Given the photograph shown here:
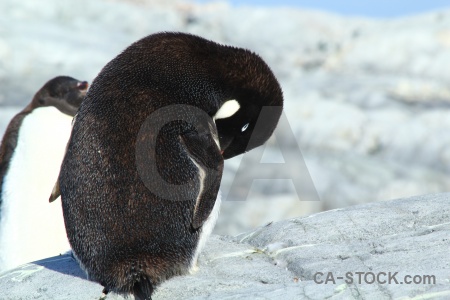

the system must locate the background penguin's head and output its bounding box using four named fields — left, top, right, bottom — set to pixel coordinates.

left=32, top=76, right=89, bottom=116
